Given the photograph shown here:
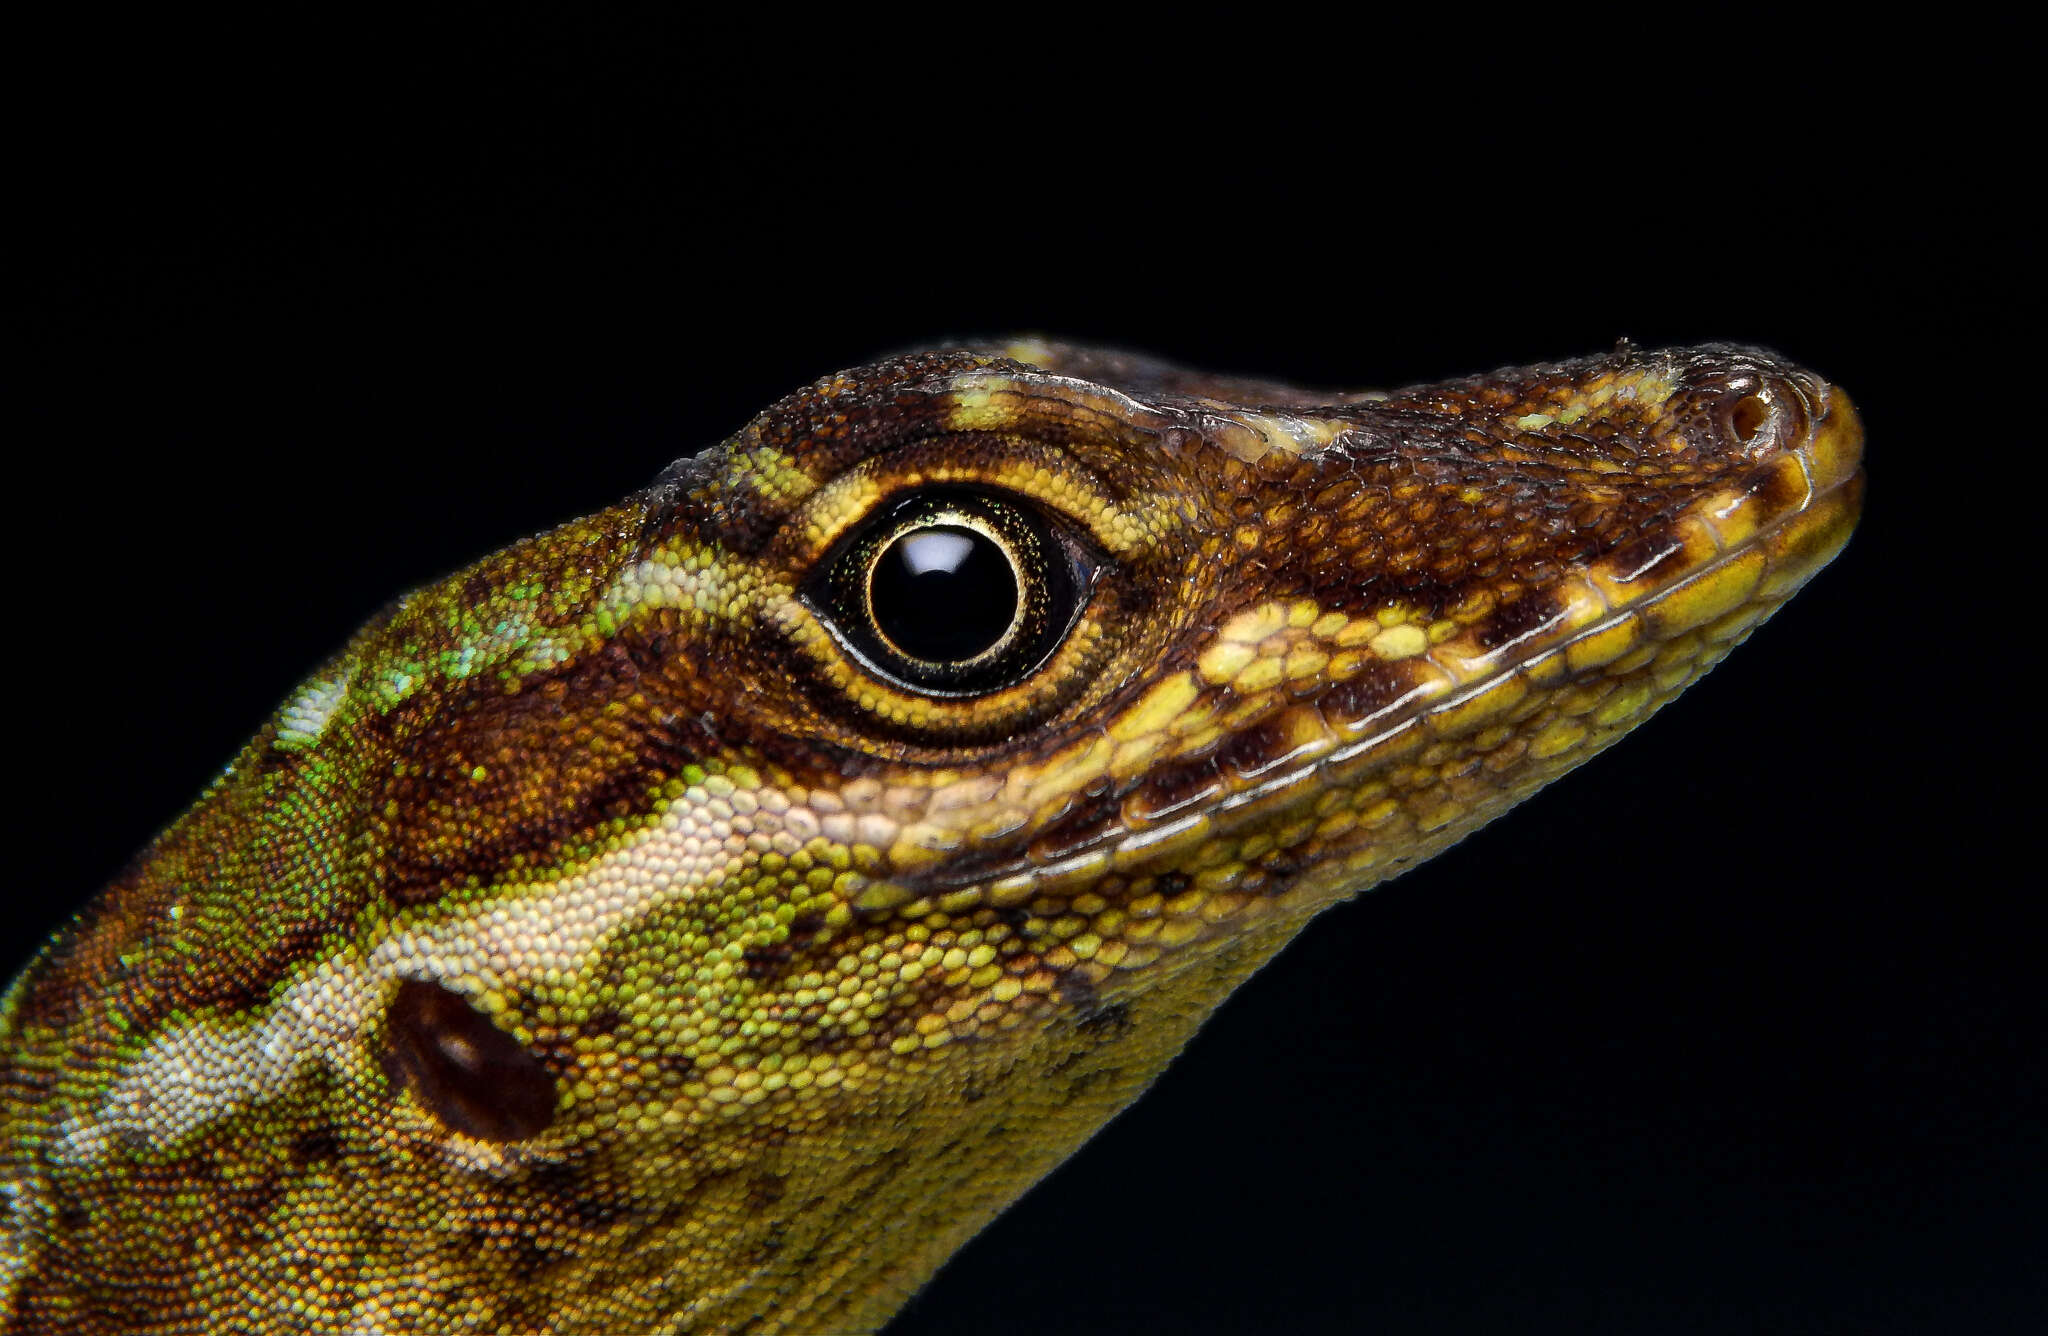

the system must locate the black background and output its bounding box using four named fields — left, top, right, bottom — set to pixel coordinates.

left=12, top=20, right=2033, bottom=1335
